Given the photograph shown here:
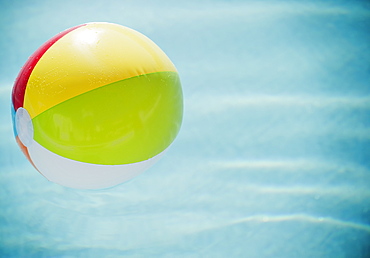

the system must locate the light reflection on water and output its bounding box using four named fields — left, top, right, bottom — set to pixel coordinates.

left=1, top=0, right=370, bottom=257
